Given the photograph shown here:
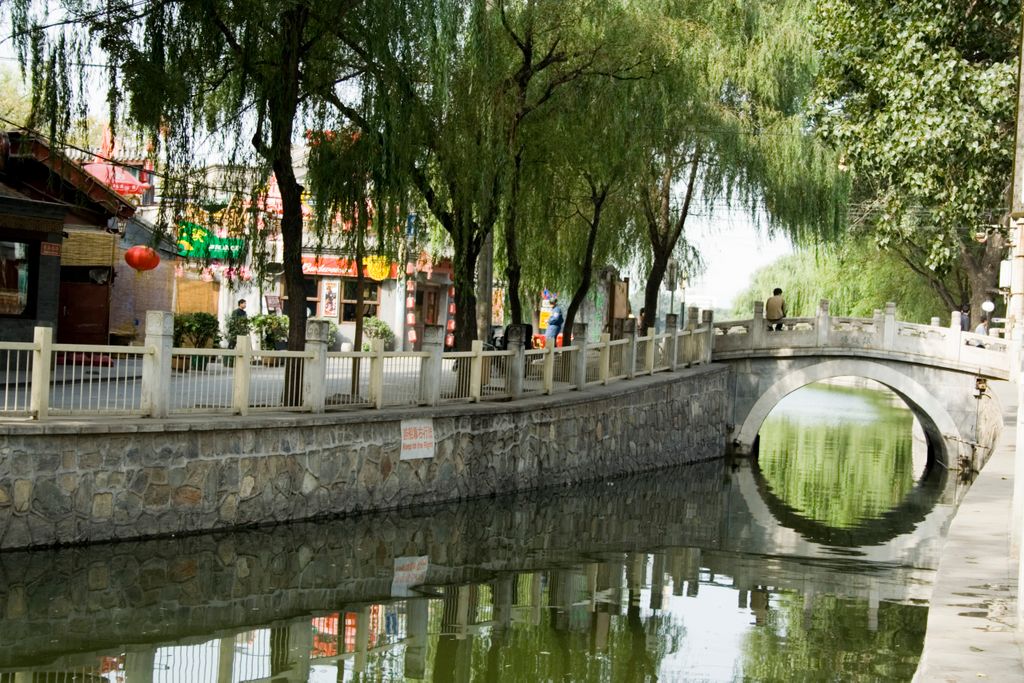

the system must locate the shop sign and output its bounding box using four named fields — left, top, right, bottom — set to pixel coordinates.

left=40, top=242, right=61, bottom=257
left=302, top=254, right=398, bottom=279
left=176, top=221, right=246, bottom=259
left=391, top=555, right=429, bottom=597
